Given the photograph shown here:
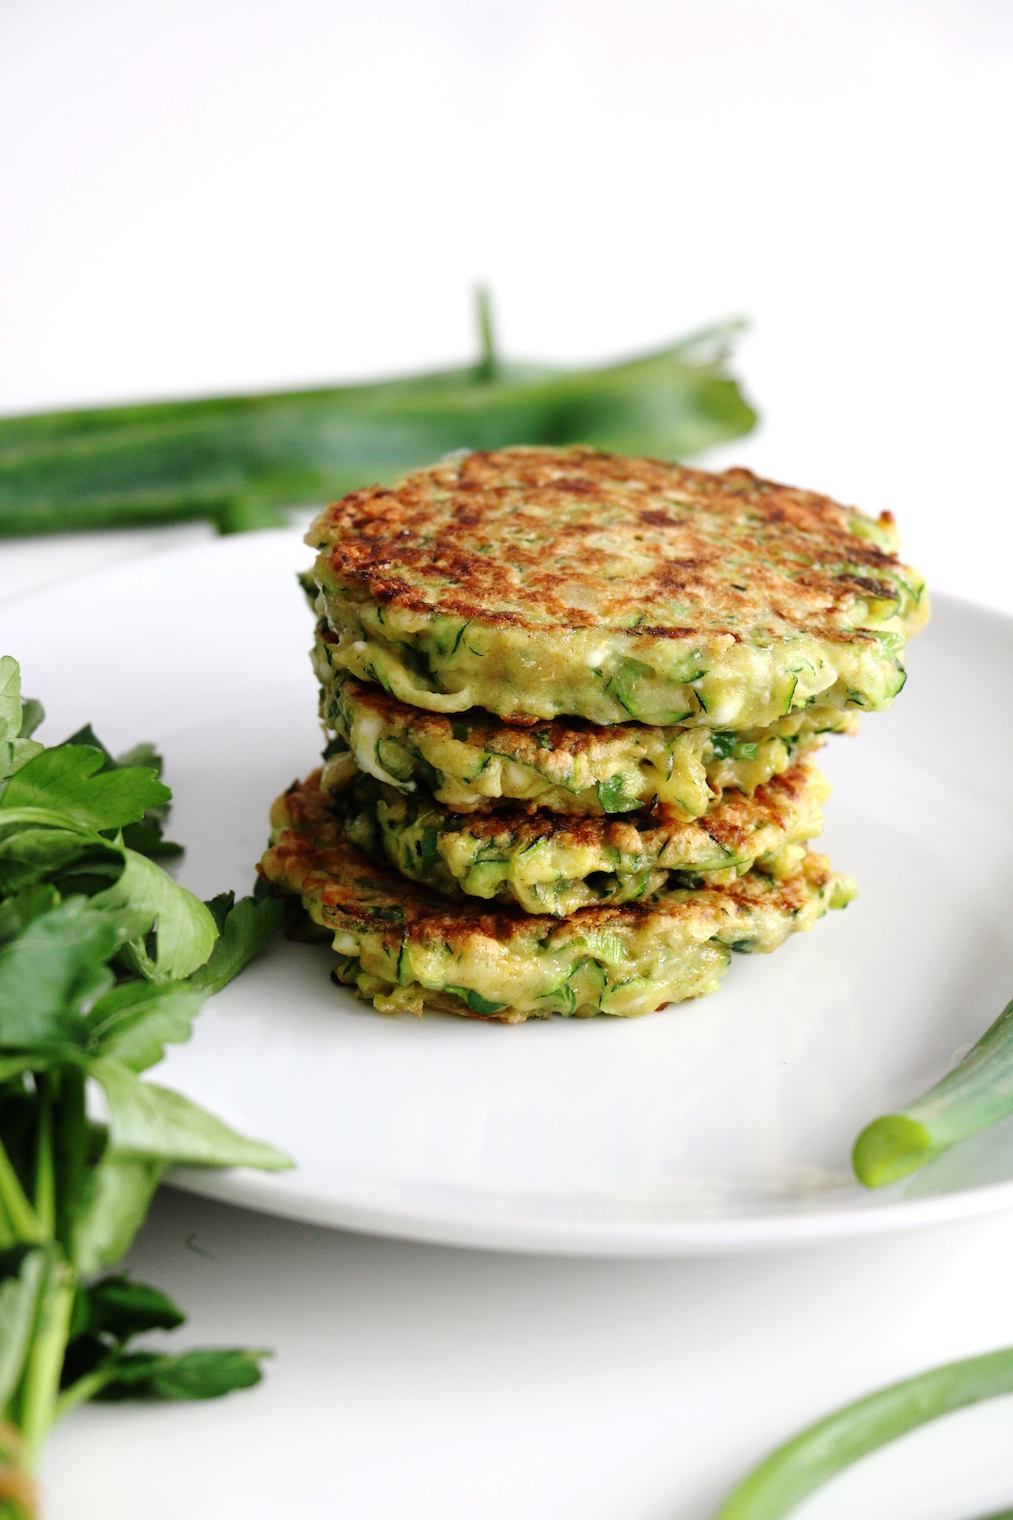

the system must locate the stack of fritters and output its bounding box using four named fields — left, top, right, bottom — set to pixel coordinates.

left=260, top=446, right=927, bottom=1022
